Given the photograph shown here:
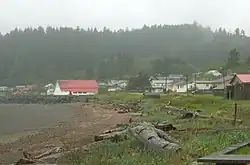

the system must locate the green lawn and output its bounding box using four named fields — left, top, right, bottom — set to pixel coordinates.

left=62, top=93, right=250, bottom=165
